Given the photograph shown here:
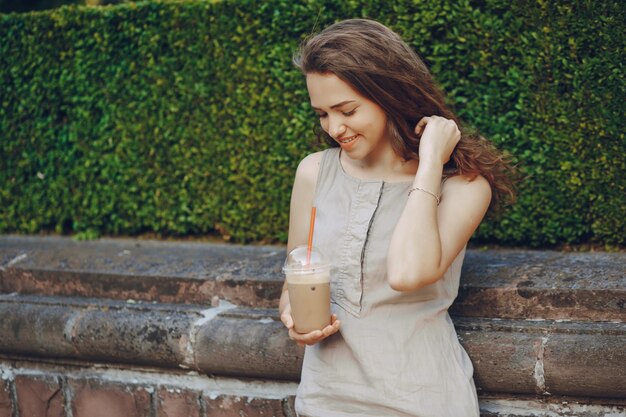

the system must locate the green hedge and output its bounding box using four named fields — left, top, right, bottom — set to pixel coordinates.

left=0, top=0, right=83, bottom=14
left=1, top=0, right=624, bottom=246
